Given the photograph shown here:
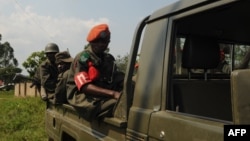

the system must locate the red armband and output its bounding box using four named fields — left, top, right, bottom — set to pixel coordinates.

left=74, top=71, right=92, bottom=90
left=88, top=62, right=99, bottom=80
